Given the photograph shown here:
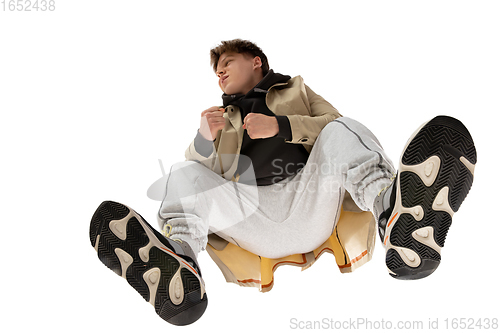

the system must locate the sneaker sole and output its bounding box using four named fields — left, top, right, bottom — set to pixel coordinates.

left=383, top=116, right=476, bottom=279
left=89, top=201, right=207, bottom=325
